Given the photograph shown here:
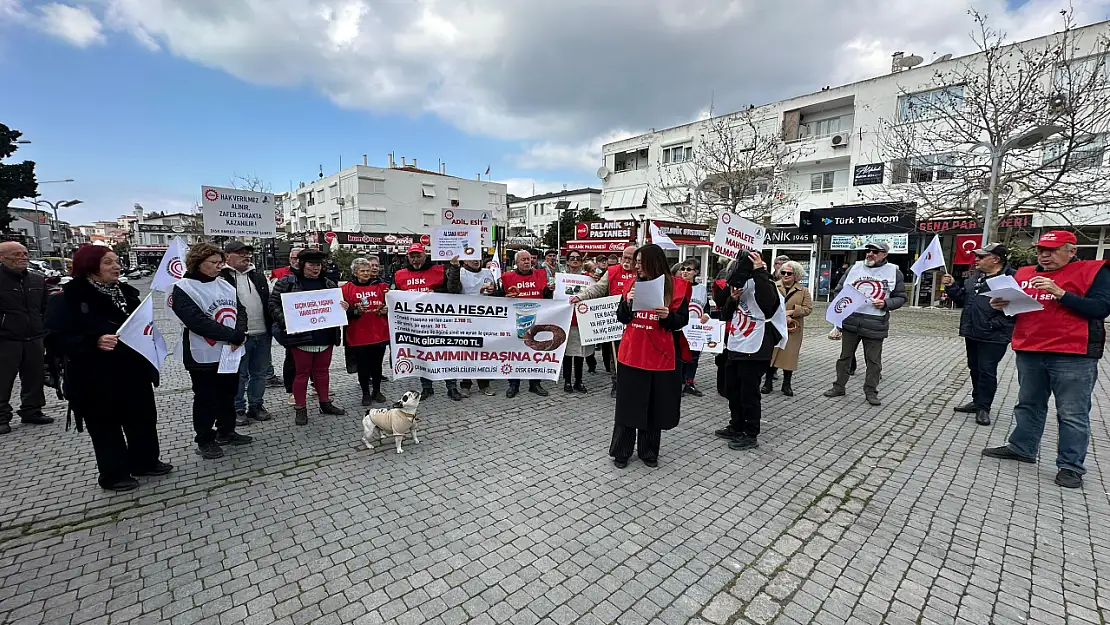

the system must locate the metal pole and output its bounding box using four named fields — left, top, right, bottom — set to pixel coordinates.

left=981, top=148, right=1003, bottom=247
